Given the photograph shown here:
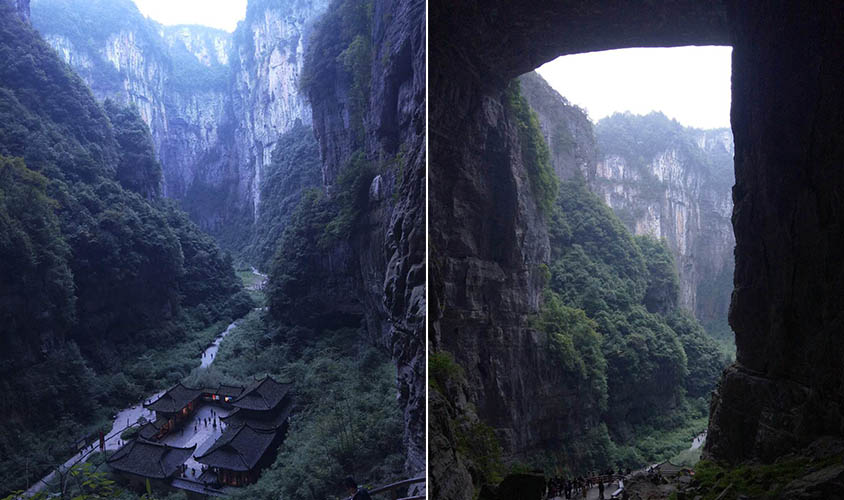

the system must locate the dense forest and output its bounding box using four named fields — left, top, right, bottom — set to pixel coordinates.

left=0, top=4, right=251, bottom=495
